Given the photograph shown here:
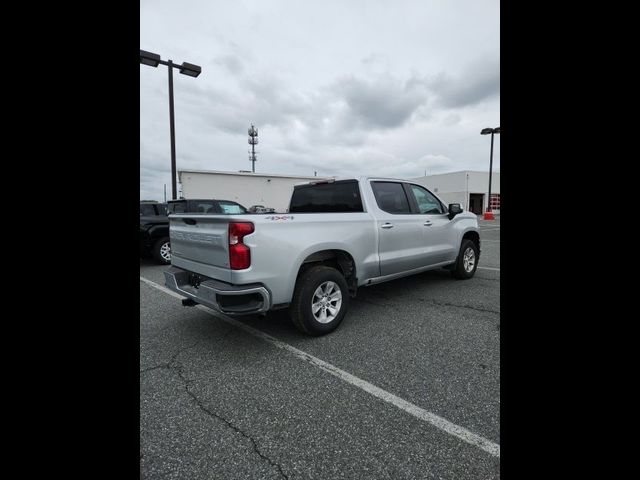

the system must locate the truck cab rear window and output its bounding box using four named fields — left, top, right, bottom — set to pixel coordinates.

left=218, top=201, right=247, bottom=214
left=289, top=180, right=363, bottom=213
